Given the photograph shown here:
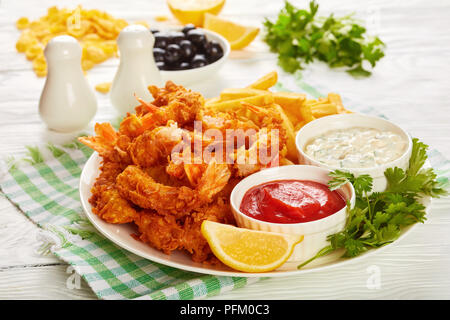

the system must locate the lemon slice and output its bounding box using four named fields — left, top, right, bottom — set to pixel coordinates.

left=201, top=221, right=303, bottom=272
left=167, top=0, right=225, bottom=27
left=203, top=13, right=260, bottom=50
